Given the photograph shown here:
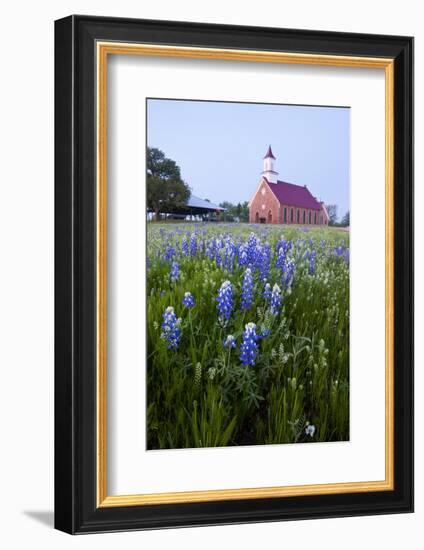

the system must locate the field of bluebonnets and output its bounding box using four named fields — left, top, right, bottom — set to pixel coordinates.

left=147, top=222, right=349, bottom=450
